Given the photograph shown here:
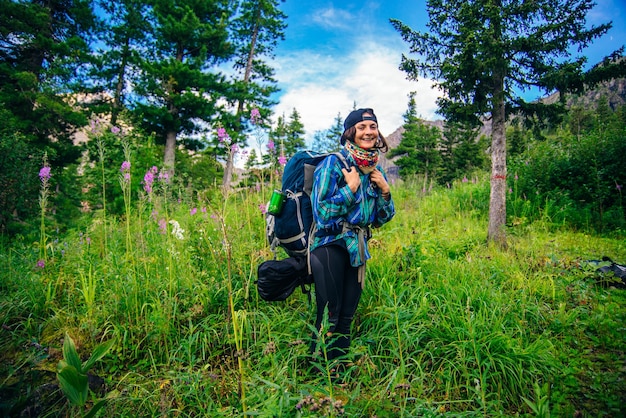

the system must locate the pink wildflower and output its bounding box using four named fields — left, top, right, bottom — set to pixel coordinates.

left=111, top=126, right=121, bottom=134
left=250, top=108, right=261, bottom=125
left=158, top=218, right=167, bottom=234
left=259, top=204, right=267, bottom=214
left=278, top=155, right=287, bottom=166
left=39, top=166, right=51, bottom=182
left=217, top=127, right=230, bottom=143
left=144, top=170, right=155, bottom=193
left=36, top=259, right=45, bottom=269
left=267, top=140, right=275, bottom=151
left=190, top=207, right=197, bottom=215
left=120, top=161, right=131, bottom=172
